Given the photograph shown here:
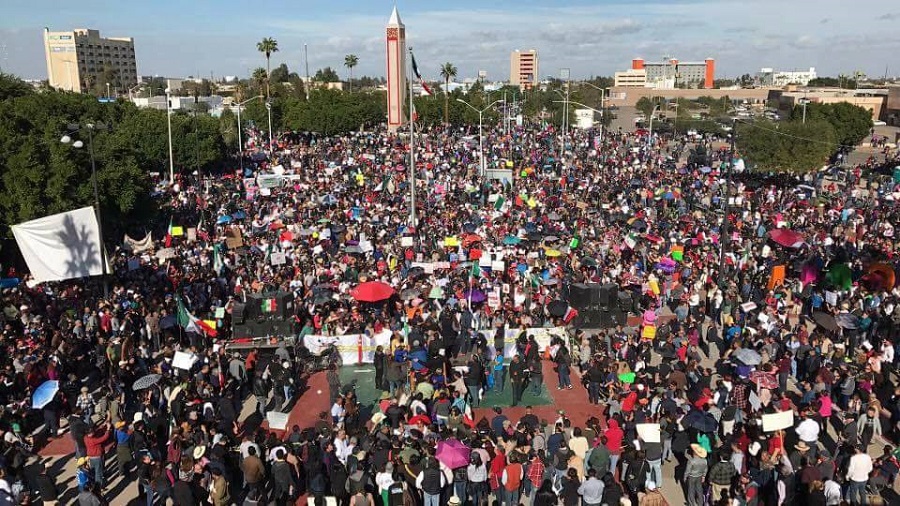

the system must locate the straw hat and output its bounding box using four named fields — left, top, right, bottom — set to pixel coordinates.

left=690, top=443, right=708, bottom=458
left=192, top=445, right=206, bottom=460
left=794, top=441, right=810, bottom=452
